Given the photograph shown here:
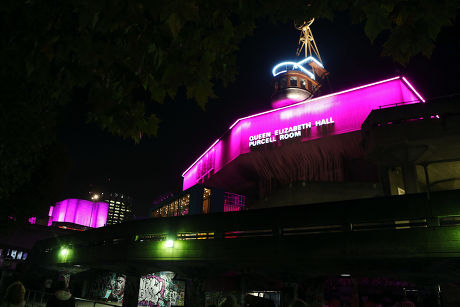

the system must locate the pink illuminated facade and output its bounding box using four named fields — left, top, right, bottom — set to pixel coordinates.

left=182, top=76, right=424, bottom=191
left=48, top=199, right=109, bottom=228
